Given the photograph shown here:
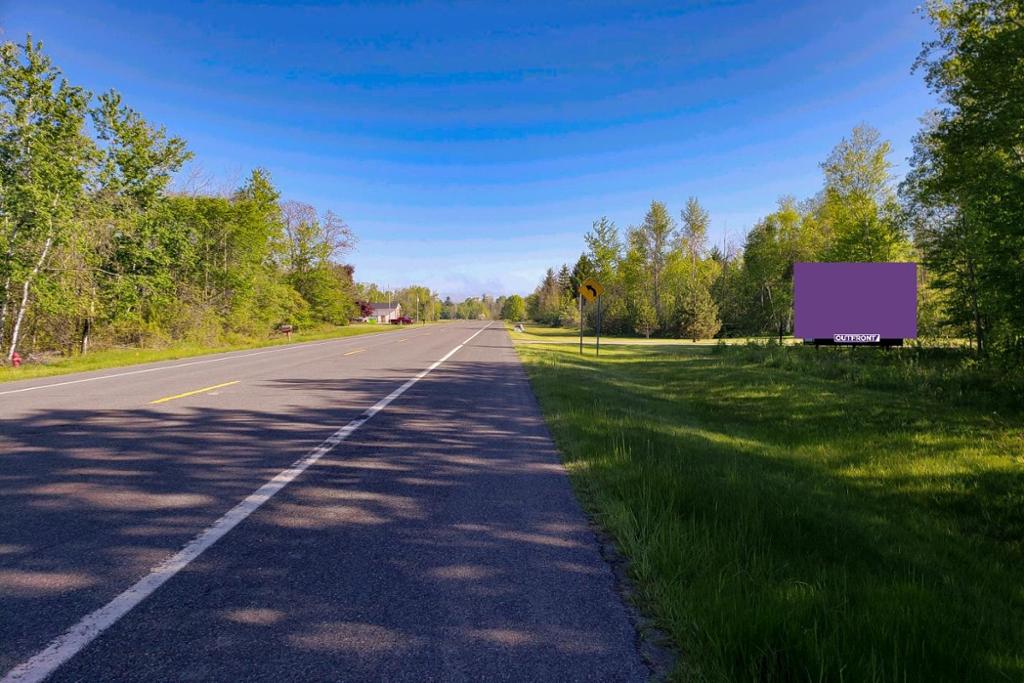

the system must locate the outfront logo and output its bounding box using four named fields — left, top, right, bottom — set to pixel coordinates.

left=834, top=333, right=881, bottom=343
